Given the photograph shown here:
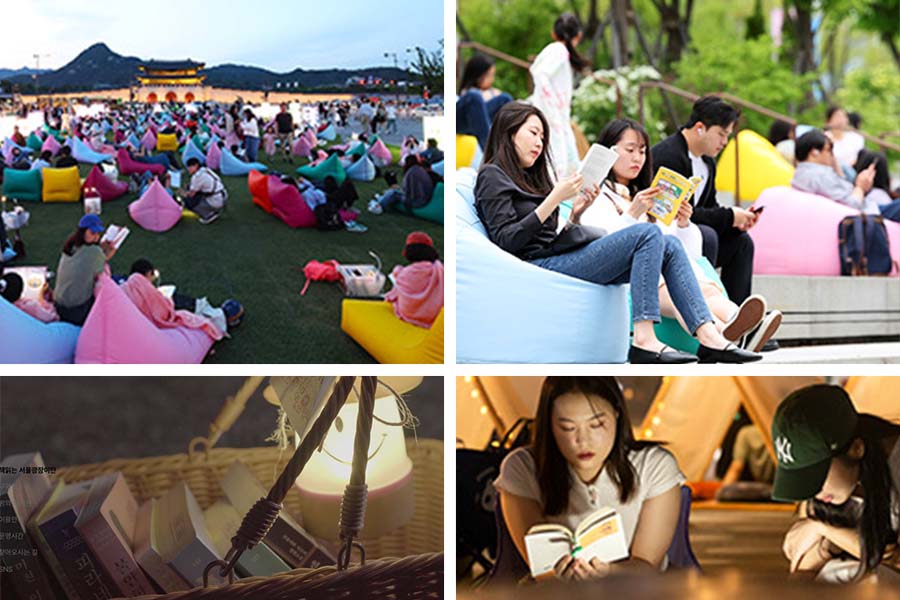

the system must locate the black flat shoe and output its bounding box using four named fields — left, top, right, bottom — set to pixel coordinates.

left=697, top=343, right=762, bottom=363
left=628, top=345, right=698, bottom=364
